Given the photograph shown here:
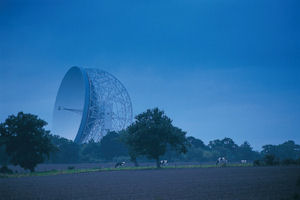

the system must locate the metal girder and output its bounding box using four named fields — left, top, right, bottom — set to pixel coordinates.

left=78, top=68, right=133, bottom=143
